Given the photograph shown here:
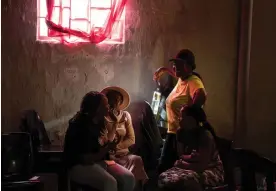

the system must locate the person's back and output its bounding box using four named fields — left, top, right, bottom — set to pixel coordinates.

left=63, top=112, right=108, bottom=168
